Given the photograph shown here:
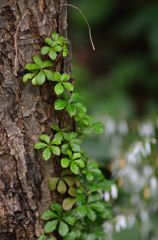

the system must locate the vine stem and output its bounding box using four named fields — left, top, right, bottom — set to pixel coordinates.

left=59, top=3, right=96, bottom=51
